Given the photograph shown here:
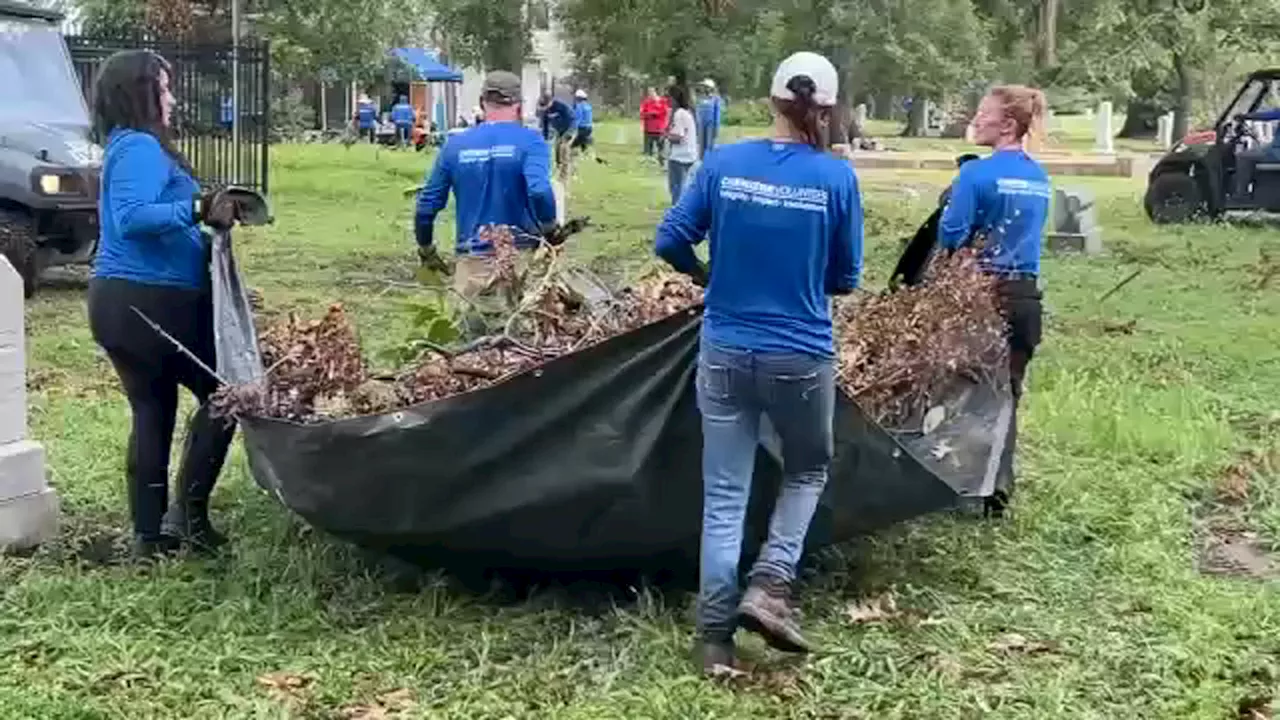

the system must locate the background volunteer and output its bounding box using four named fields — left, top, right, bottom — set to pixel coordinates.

left=538, top=91, right=577, bottom=182
left=355, top=93, right=377, bottom=143
left=640, top=87, right=668, bottom=161
left=415, top=71, right=557, bottom=305
left=937, top=84, right=1051, bottom=517
left=654, top=51, right=863, bottom=675
left=695, top=79, right=723, bottom=158
left=665, top=85, right=699, bottom=204
left=88, top=49, right=241, bottom=560
left=572, top=88, right=594, bottom=153
left=390, top=95, right=415, bottom=147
